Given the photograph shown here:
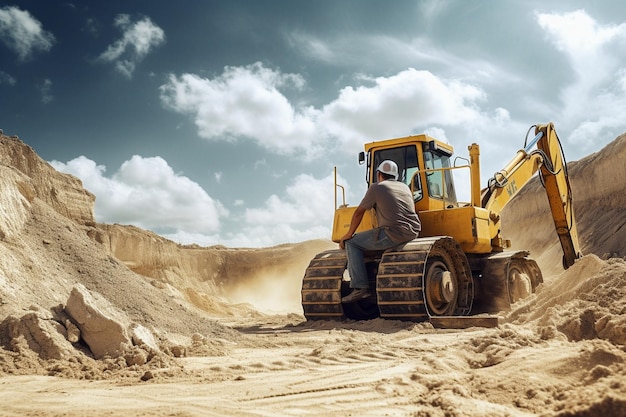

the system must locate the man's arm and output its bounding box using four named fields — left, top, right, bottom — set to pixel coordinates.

left=339, top=205, right=366, bottom=249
